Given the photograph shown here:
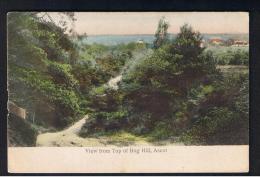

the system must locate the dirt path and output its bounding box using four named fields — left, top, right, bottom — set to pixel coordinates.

left=106, top=75, right=122, bottom=90
left=36, top=115, right=96, bottom=147
left=36, top=74, right=125, bottom=147
left=36, top=115, right=152, bottom=147
left=36, top=114, right=184, bottom=147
